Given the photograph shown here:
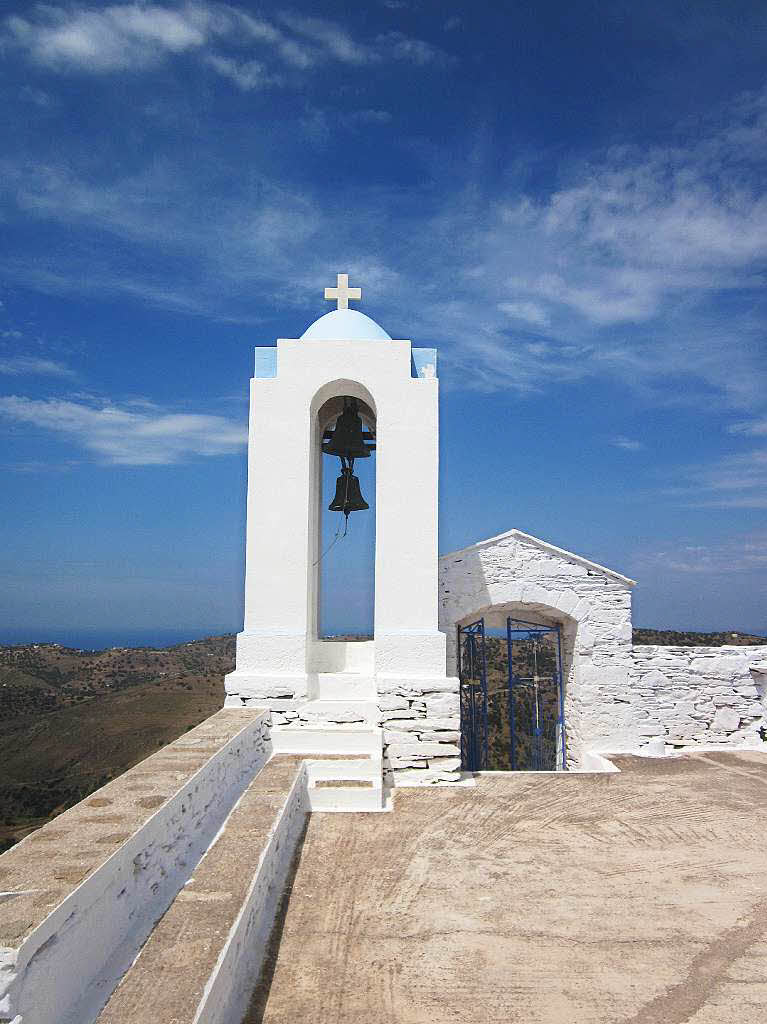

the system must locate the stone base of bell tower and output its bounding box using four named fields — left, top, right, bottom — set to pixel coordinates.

left=224, top=630, right=461, bottom=787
